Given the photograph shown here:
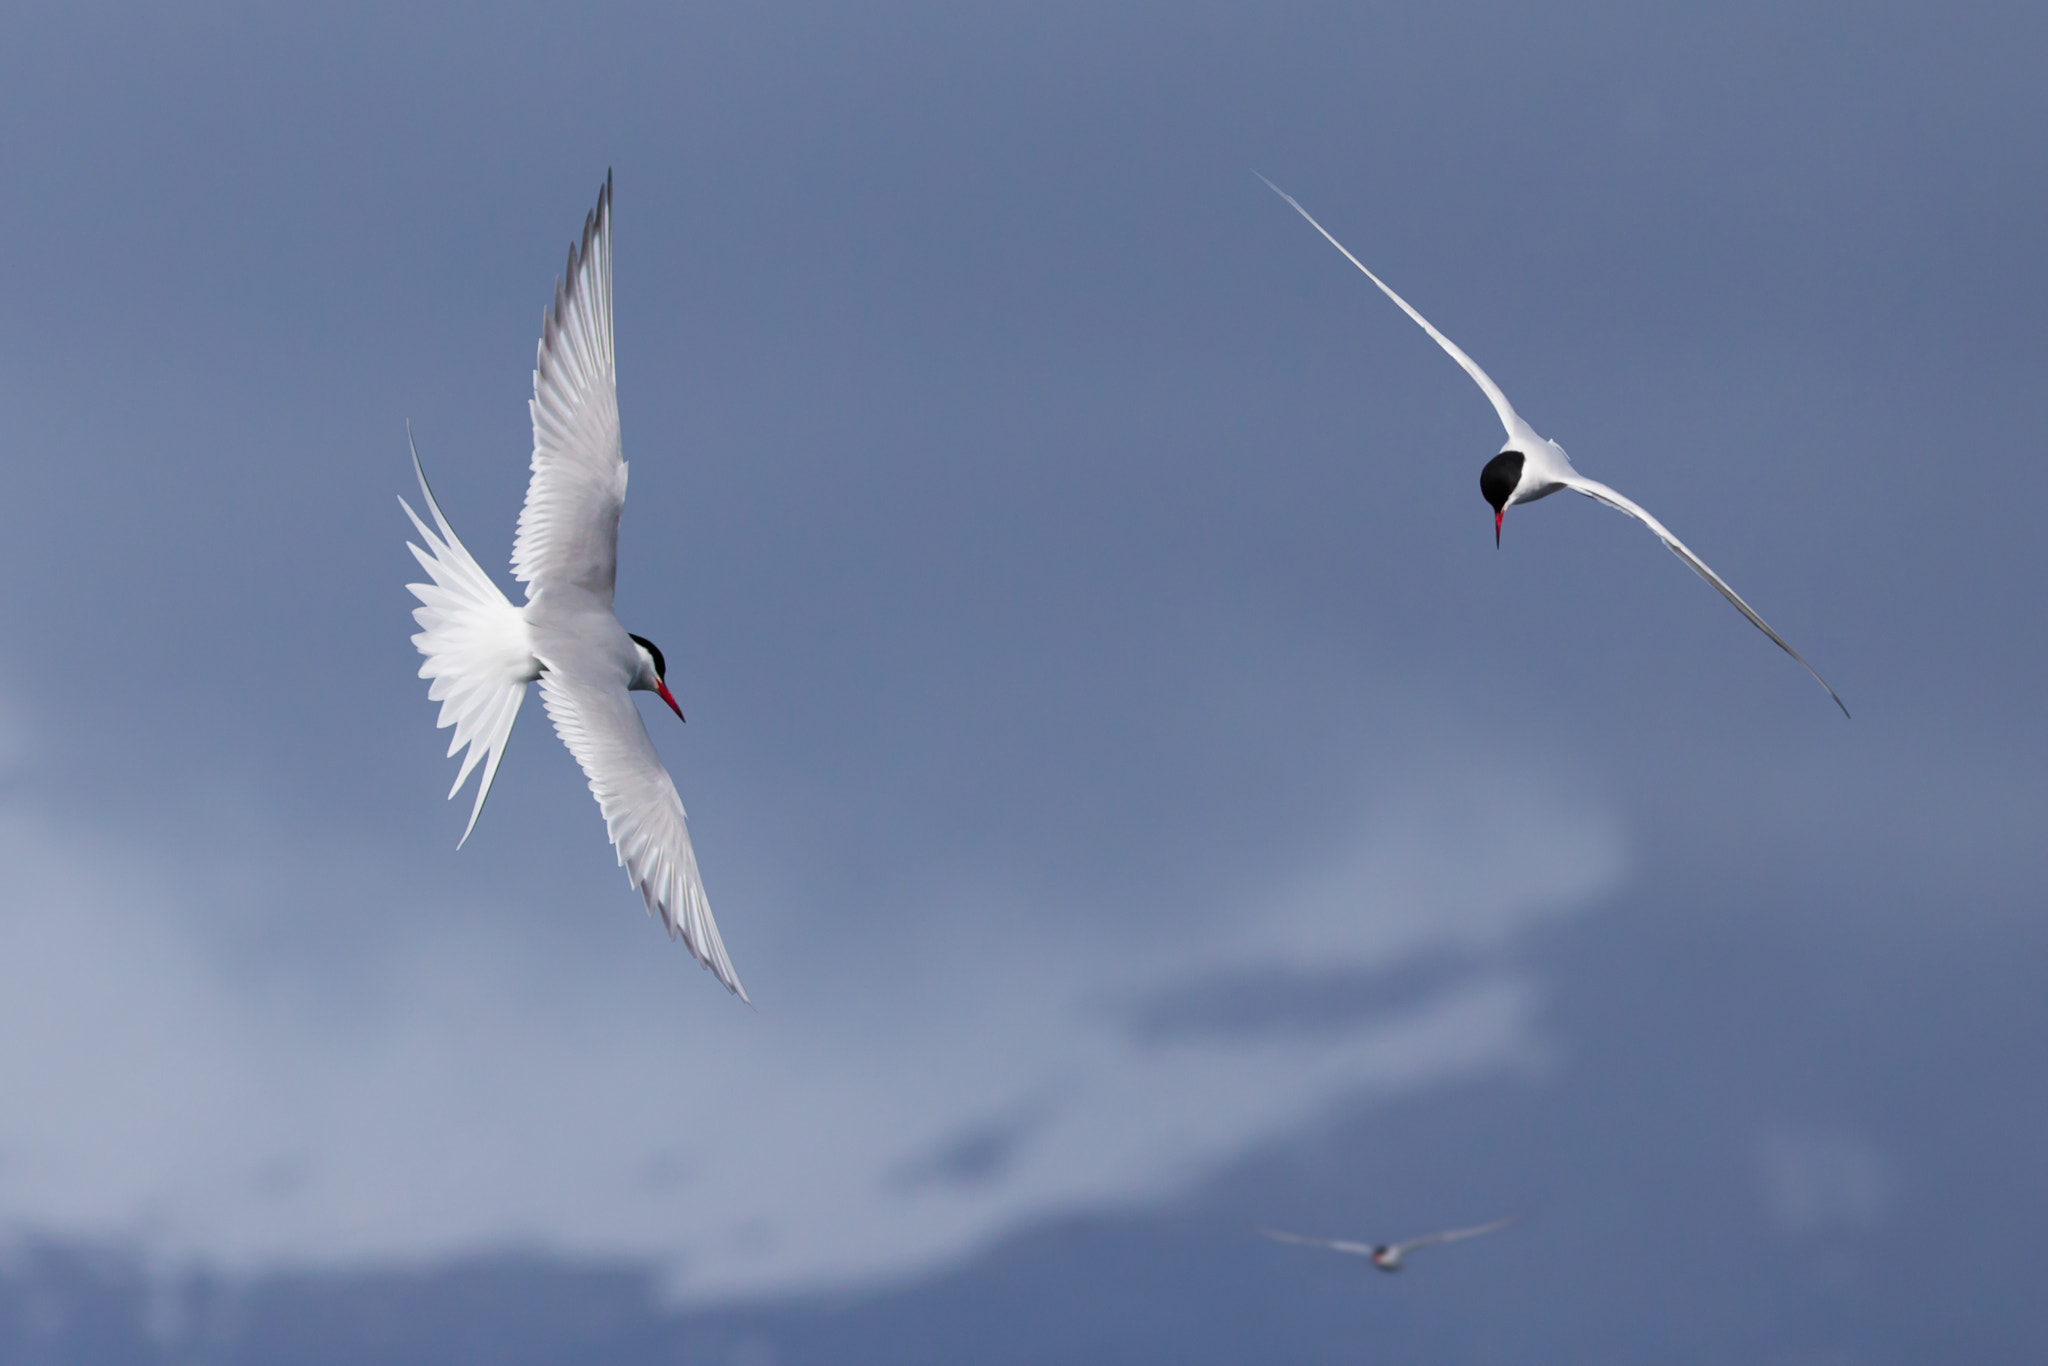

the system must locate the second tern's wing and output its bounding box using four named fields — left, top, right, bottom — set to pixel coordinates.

left=512, top=172, right=627, bottom=608
left=1564, top=475, right=1849, bottom=717
left=1390, top=1214, right=1524, bottom=1256
left=1254, top=1227, right=1379, bottom=1258
left=538, top=665, right=747, bottom=1000
left=1257, top=174, right=1522, bottom=438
